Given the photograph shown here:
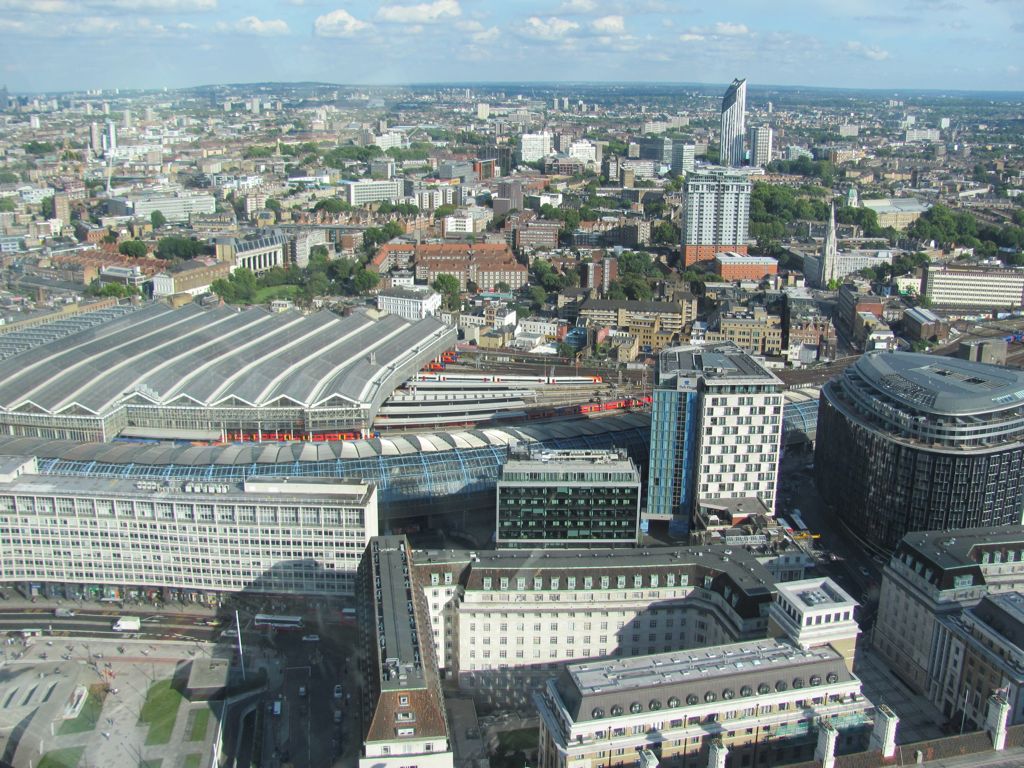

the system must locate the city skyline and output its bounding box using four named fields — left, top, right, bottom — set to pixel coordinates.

left=1, top=0, right=1023, bottom=93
